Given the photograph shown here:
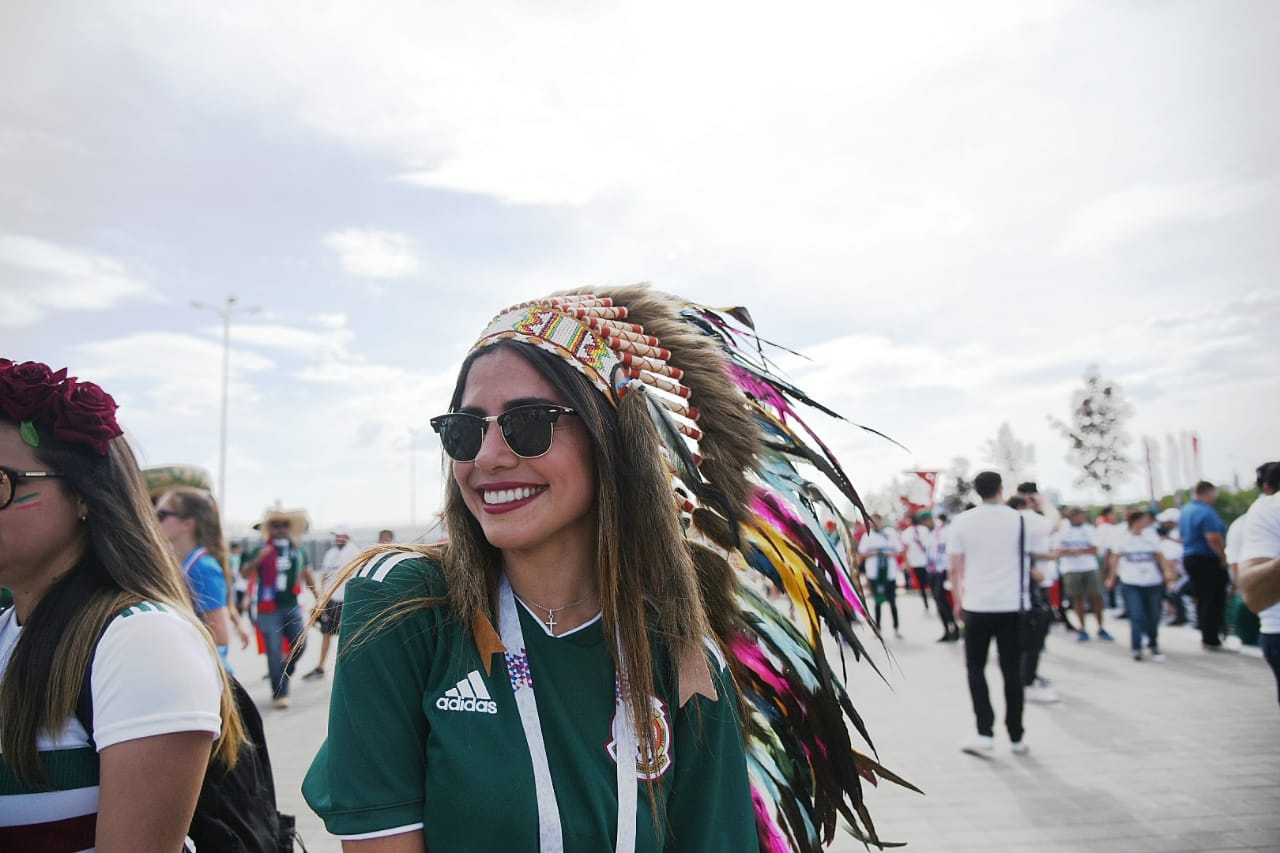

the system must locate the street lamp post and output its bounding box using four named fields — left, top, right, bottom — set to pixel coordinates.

left=192, top=296, right=260, bottom=510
